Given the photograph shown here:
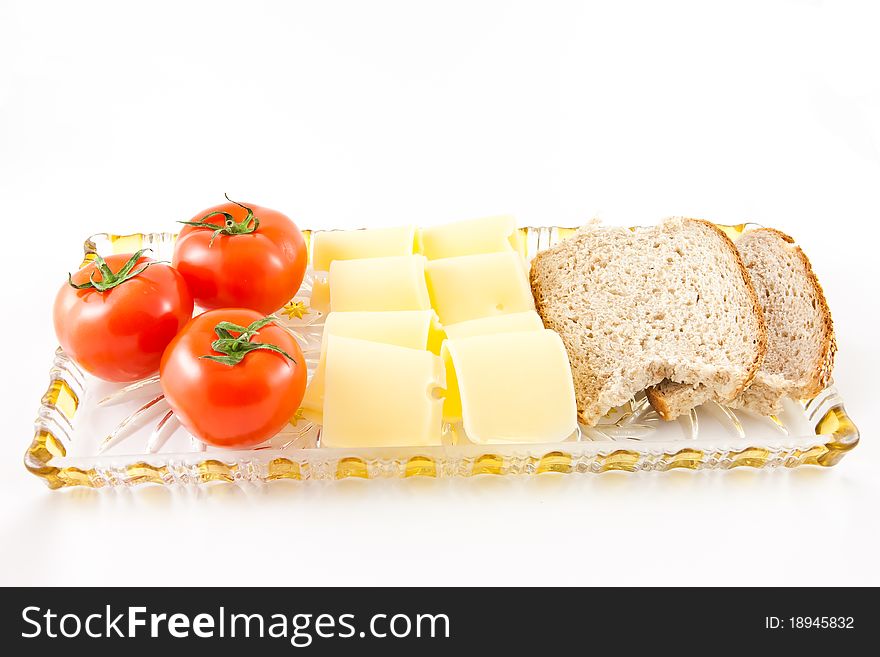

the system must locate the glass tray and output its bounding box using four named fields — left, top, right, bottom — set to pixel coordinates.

left=25, top=226, right=860, bottom=489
